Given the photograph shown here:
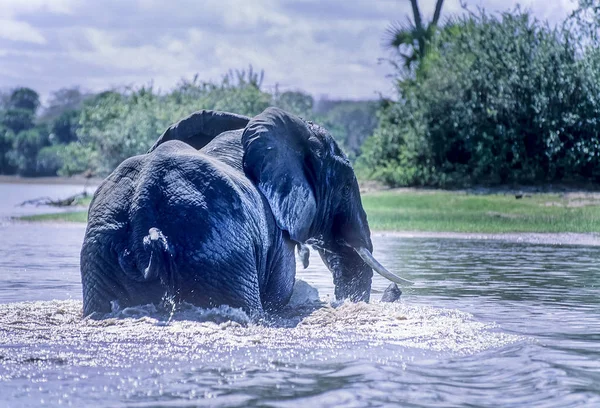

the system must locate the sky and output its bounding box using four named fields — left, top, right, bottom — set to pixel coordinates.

left=0, top=0, right=578, bottom=103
